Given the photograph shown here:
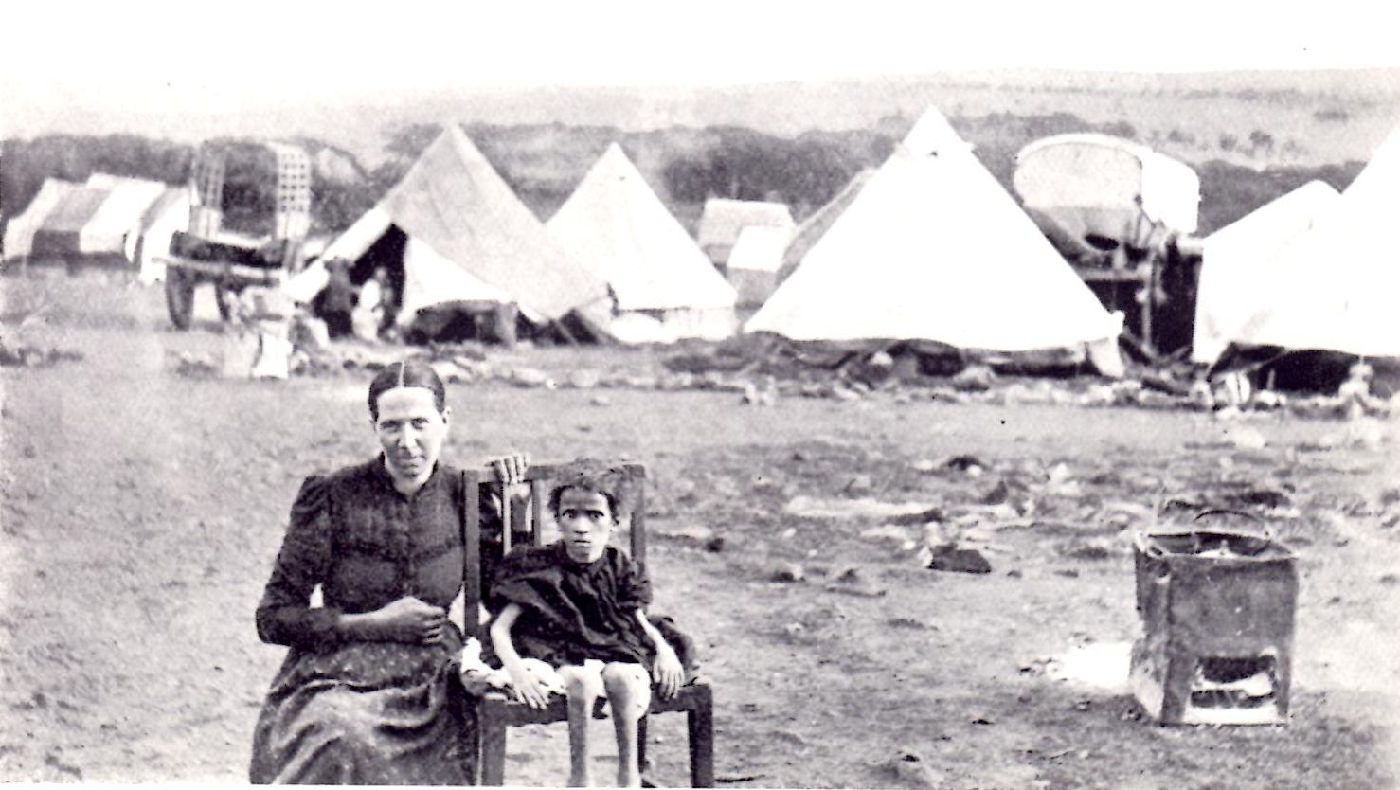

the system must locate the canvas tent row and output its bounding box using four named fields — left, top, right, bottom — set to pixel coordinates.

left=2, top=178, right=78, bottom=261
left=1197, top=126, right=1400, bottom=361
left=1191, top=181, right=1341, bottom=365
left=286, top=126, right=607, bottom=336
left=695, top=197, right=795, bottom=267
left=6, top=174, right=167, bottom=264
left=747, top=107, right=1124, bottom=376
left=546, top=142, right=737, bottom=342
